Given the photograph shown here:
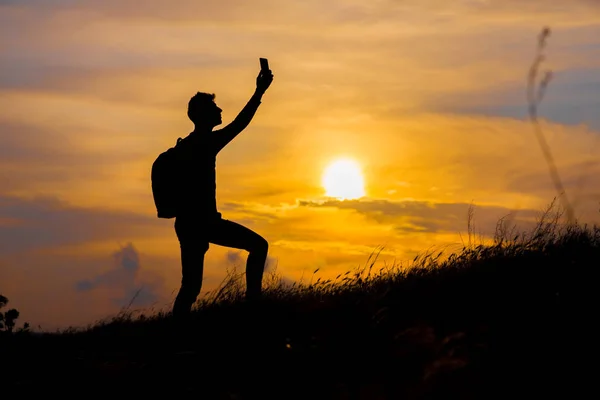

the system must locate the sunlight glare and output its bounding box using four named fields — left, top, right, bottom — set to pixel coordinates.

left=322, top=158, right=366, bottom=200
